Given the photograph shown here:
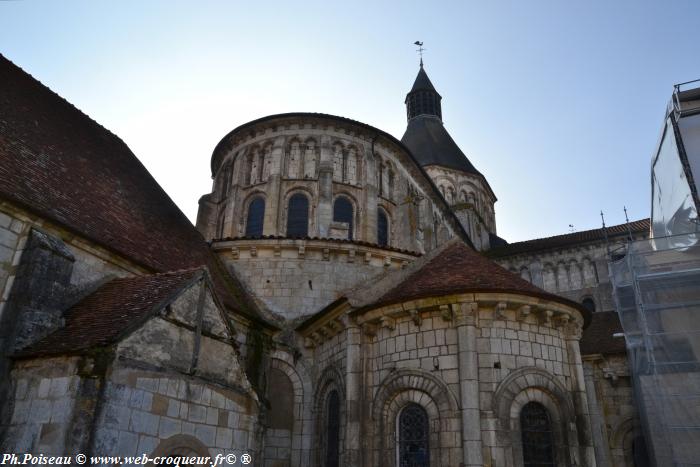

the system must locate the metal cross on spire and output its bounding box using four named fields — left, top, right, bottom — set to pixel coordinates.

left=414, top=41, right=425, bottom=67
